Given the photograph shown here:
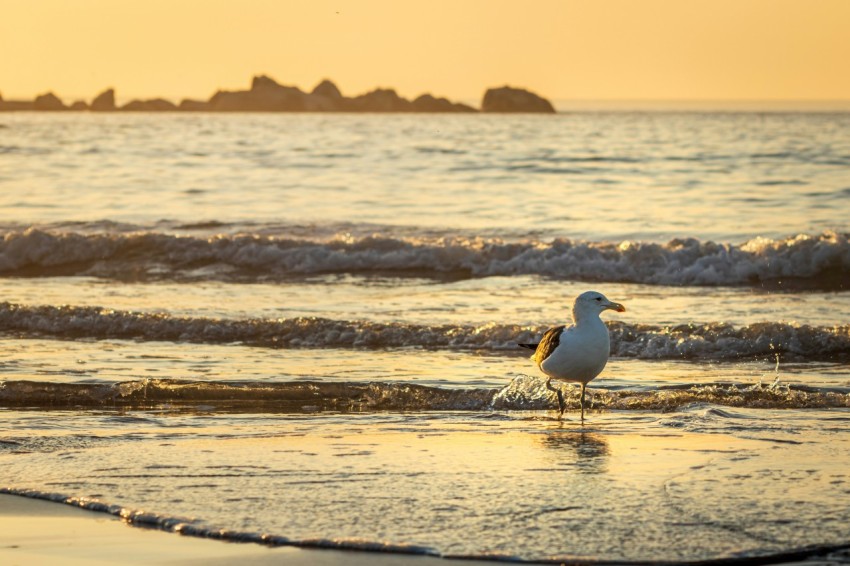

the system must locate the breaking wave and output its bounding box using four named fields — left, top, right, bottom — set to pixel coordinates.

left=1, top=302, right=848, bottom=362
left=1, top=227, right=847, bottom=288
left=0, top=375, right=846, bottom=411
